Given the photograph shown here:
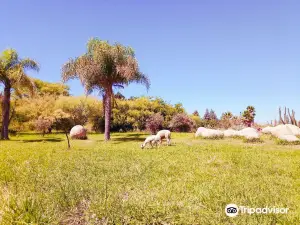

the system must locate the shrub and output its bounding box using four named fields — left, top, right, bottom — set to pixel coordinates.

left=145, top=113, right=164, bottom=134
left=169, top=113, right=196, bottom=132
left=242, top=137, right=263, bottom=143
left=35, top=116, right=53, bottom=136
left=91, top=116, right=105, bottom=133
